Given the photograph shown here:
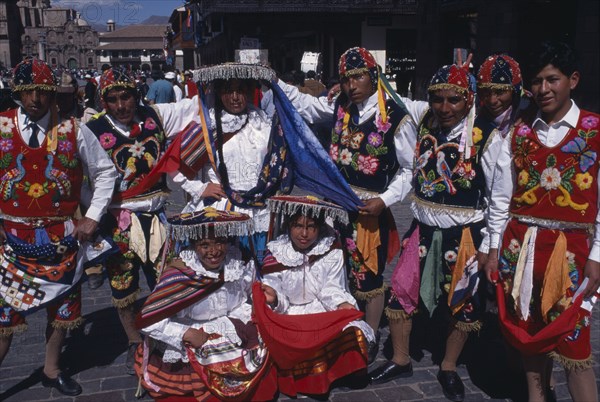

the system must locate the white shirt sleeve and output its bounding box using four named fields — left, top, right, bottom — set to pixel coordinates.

left=262, top=272, right=290, bottom=313
left=487, top=134, right=514, bottom=249
left=318, top=249, right=358, bottom=310
left=277, top=80, right=334, bottom=124
left=379, top=116, right=417, bottom=207
left=397, top=96, right=430, bottom=128
left=142, top=315, right=191, bottom=351
left=153, top=95, right=201, bottom=138
left=77, top=124, right=117, bottom=222
left=170, top=172, right=209, bottom=203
